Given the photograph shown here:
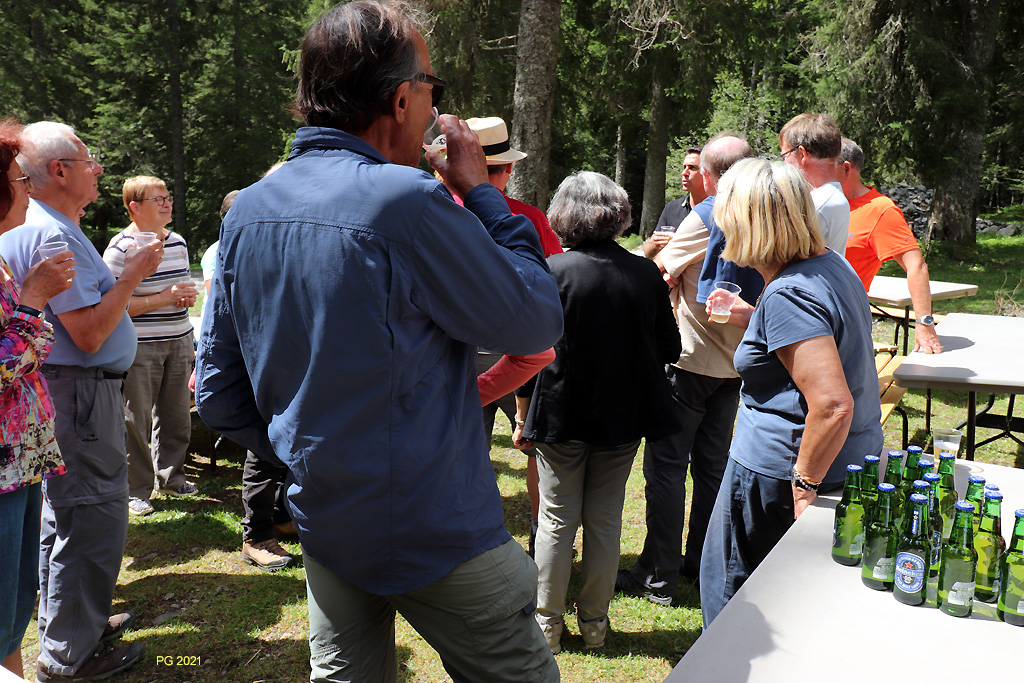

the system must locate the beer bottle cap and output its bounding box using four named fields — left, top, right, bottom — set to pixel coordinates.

left=938, top=452, right=955, bottom=460
left=847, top=464, right=863, bottom=473
left=984, top=491, right=1003, bottom=501
left=955, top=502, right=975, bottom=512
left=863, top=455, right=880, bottom=463
left=909, top=493, right=928, bottom=504
left=878, top=483, right=896, bottom=493
left=1015, top=509, right=1024, bottom=518
left=912, top=480, right=929, bottom=490
left=907, top=445, right=923, bottom=454
left=968, top=475, right=986, bottom=484
left=924, top=473, right=941, bottom=482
